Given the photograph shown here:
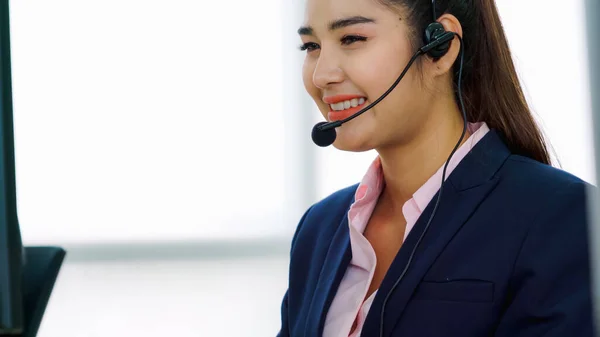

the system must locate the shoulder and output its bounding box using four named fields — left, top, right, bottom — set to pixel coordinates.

left=491, top=154, right=592, bottom=252
left=454, top=153, right=592, bottom=252
left=496, top=154, right=591, bottom=205
left=504, top=154, right=588, bottom=185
